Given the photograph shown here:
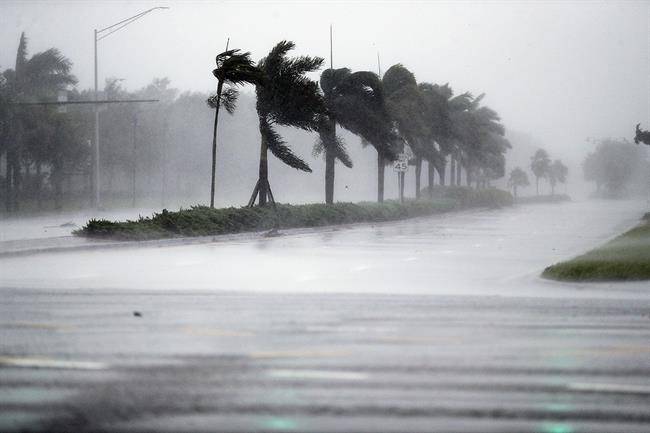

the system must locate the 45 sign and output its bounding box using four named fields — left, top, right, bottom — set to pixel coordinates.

left=393, top=153, right=409, bottom=172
